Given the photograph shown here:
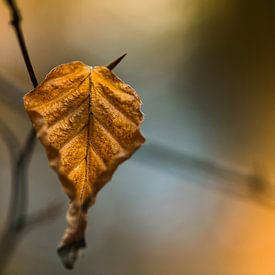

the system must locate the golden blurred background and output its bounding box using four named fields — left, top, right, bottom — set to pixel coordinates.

left=1, top=0, right=275, bottom=274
